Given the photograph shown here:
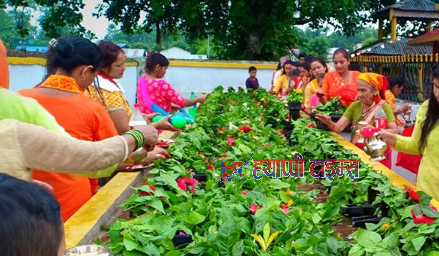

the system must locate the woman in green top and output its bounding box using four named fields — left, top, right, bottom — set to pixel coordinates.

left=379, top=66, right=439, bottom=200
left=316, top=72, right=399, bottom=169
